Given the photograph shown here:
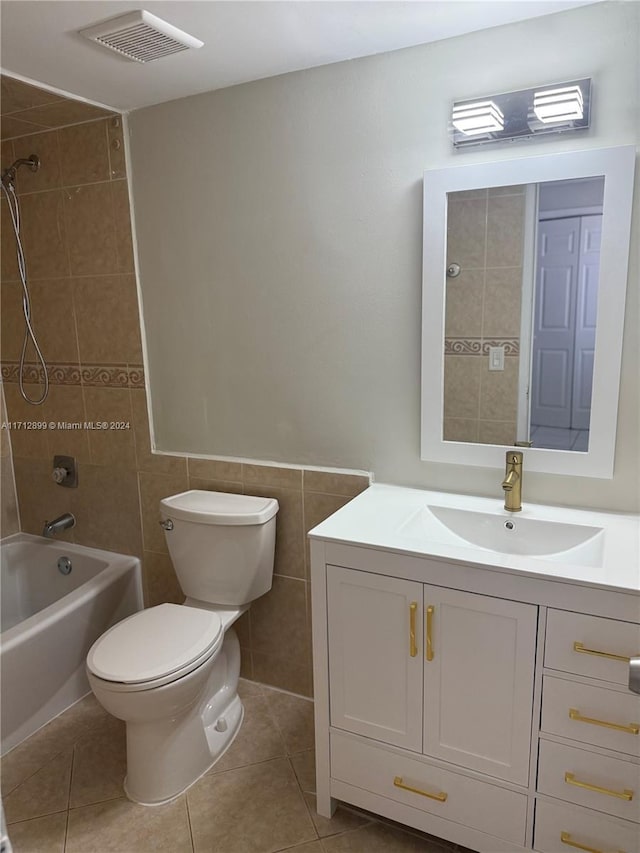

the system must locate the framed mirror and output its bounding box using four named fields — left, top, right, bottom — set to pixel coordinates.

left=421, top=146, right=635, bottom=478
